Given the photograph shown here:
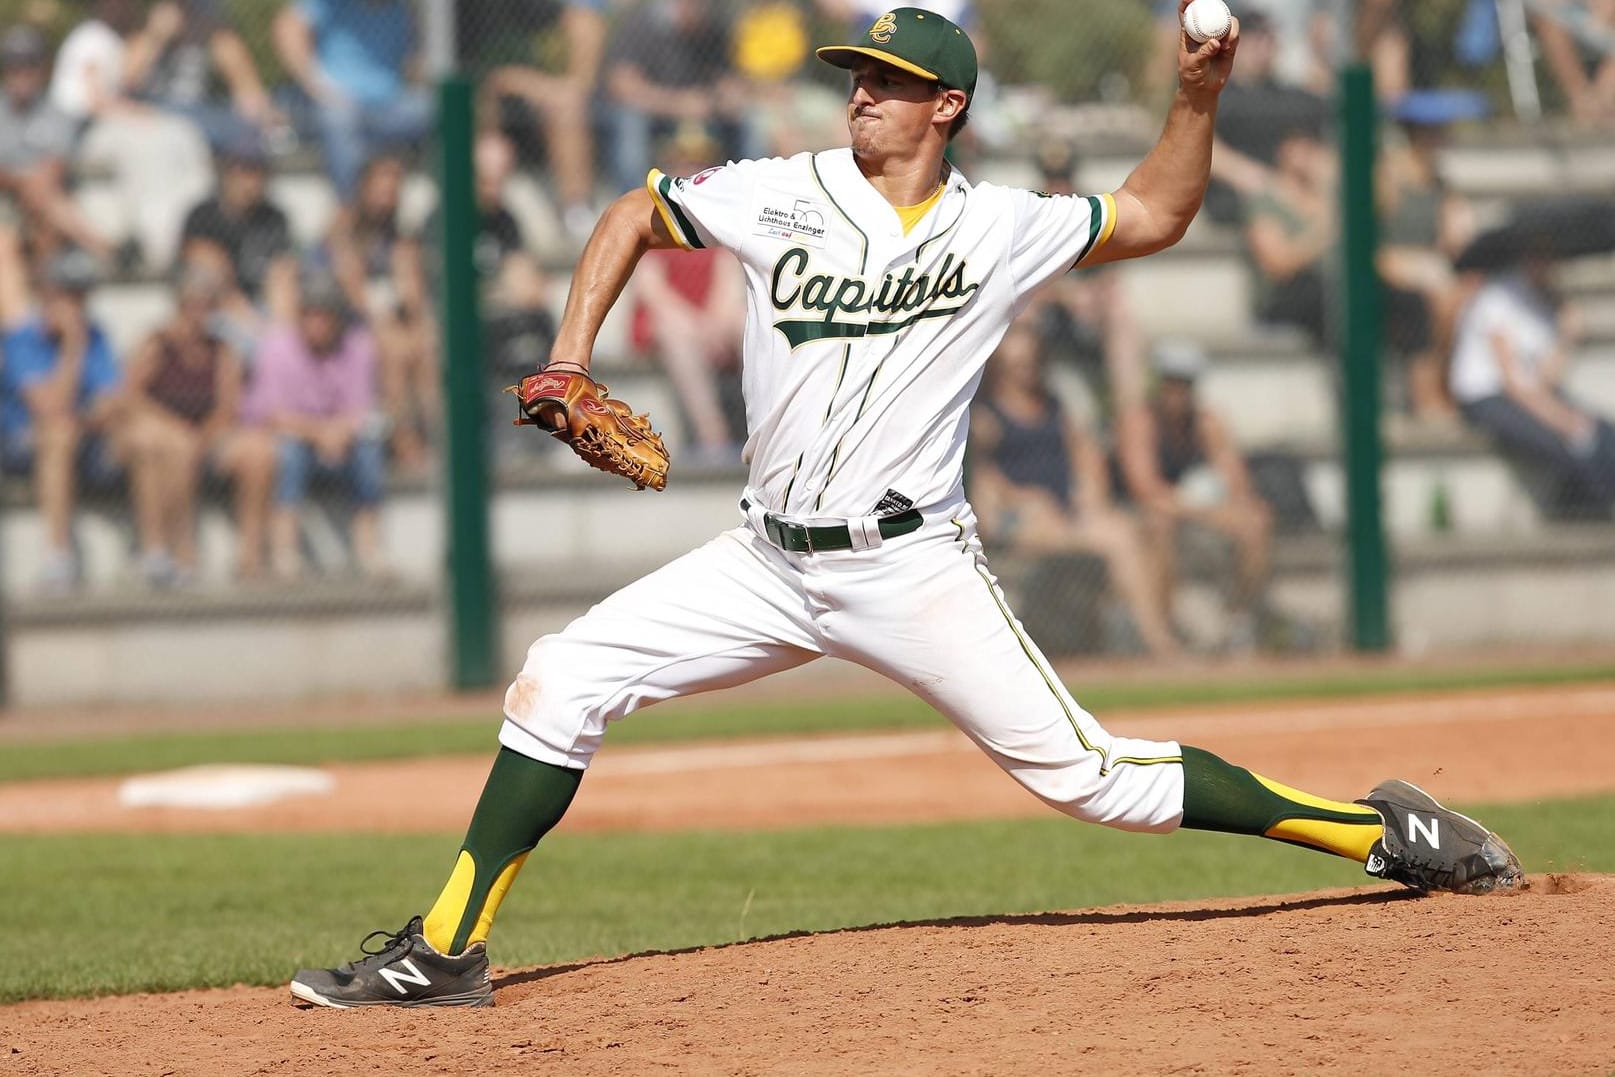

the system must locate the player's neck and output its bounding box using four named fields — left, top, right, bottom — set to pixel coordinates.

left=852, top=148, right=949, bottom=208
